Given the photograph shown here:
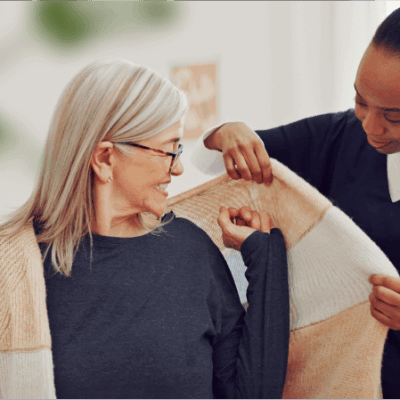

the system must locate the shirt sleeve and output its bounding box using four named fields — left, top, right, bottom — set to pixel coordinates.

left=387, top=152, right=400, bottom=203
left=210, top=229, right=289, bottom=399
